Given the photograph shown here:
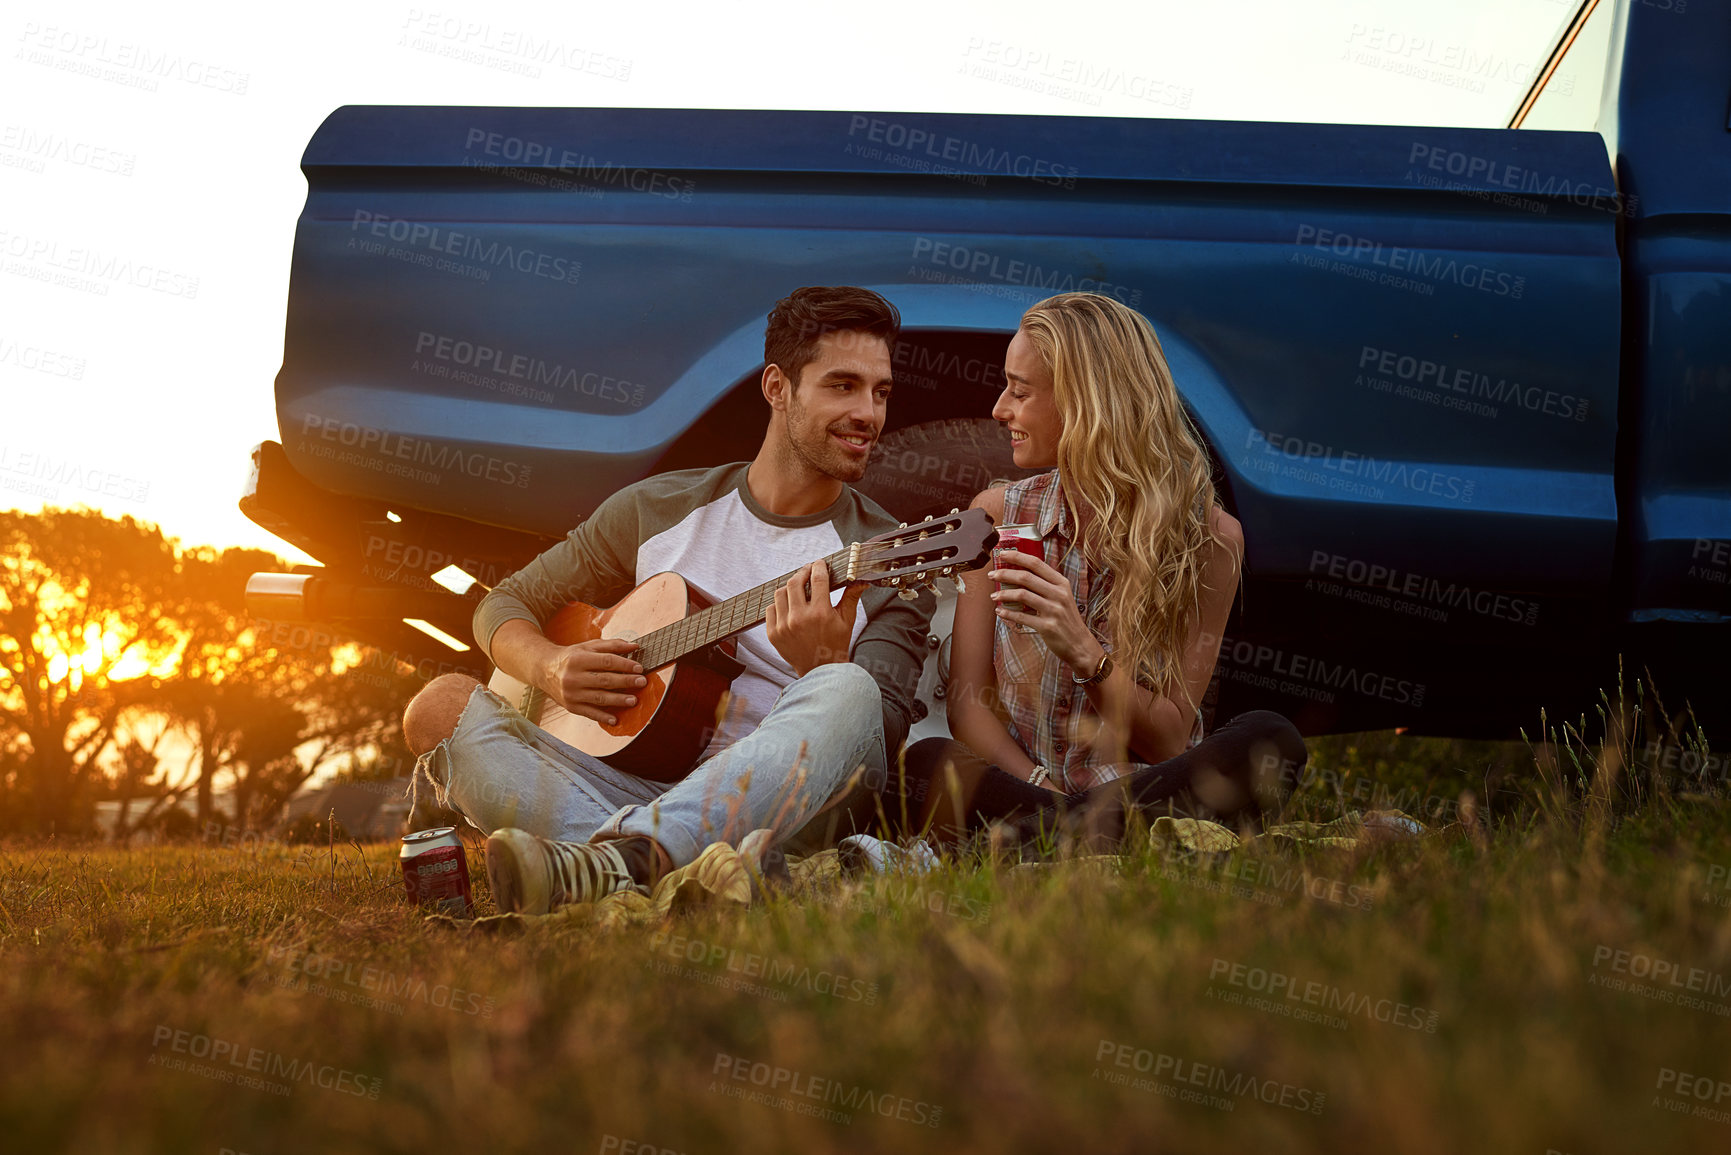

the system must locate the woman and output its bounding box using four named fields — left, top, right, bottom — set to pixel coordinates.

left=887, top=292, right=1306, bottom=851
